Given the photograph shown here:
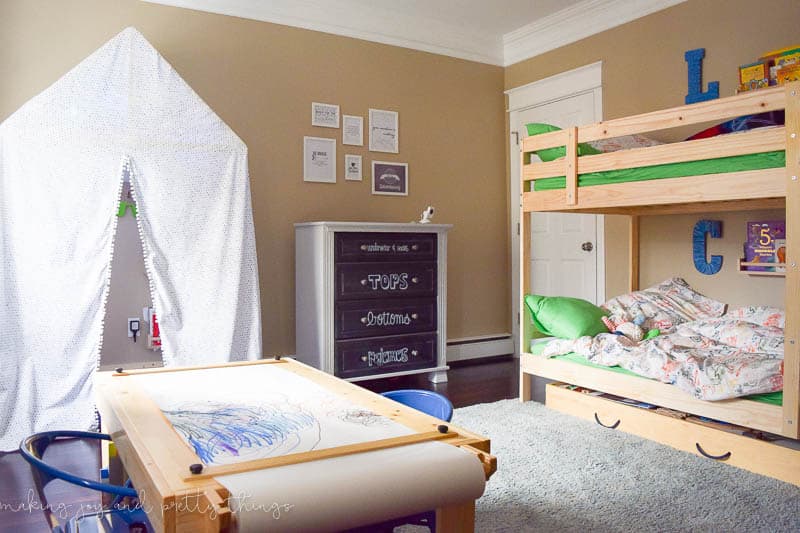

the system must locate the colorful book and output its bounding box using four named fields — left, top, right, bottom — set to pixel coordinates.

left=744, top=220, right=786, bottom=272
